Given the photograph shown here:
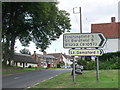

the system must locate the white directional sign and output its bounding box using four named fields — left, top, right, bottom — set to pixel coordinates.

left=63, top=33, right=106, bottom=48
left=69, top=49, right=104, bottom=56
